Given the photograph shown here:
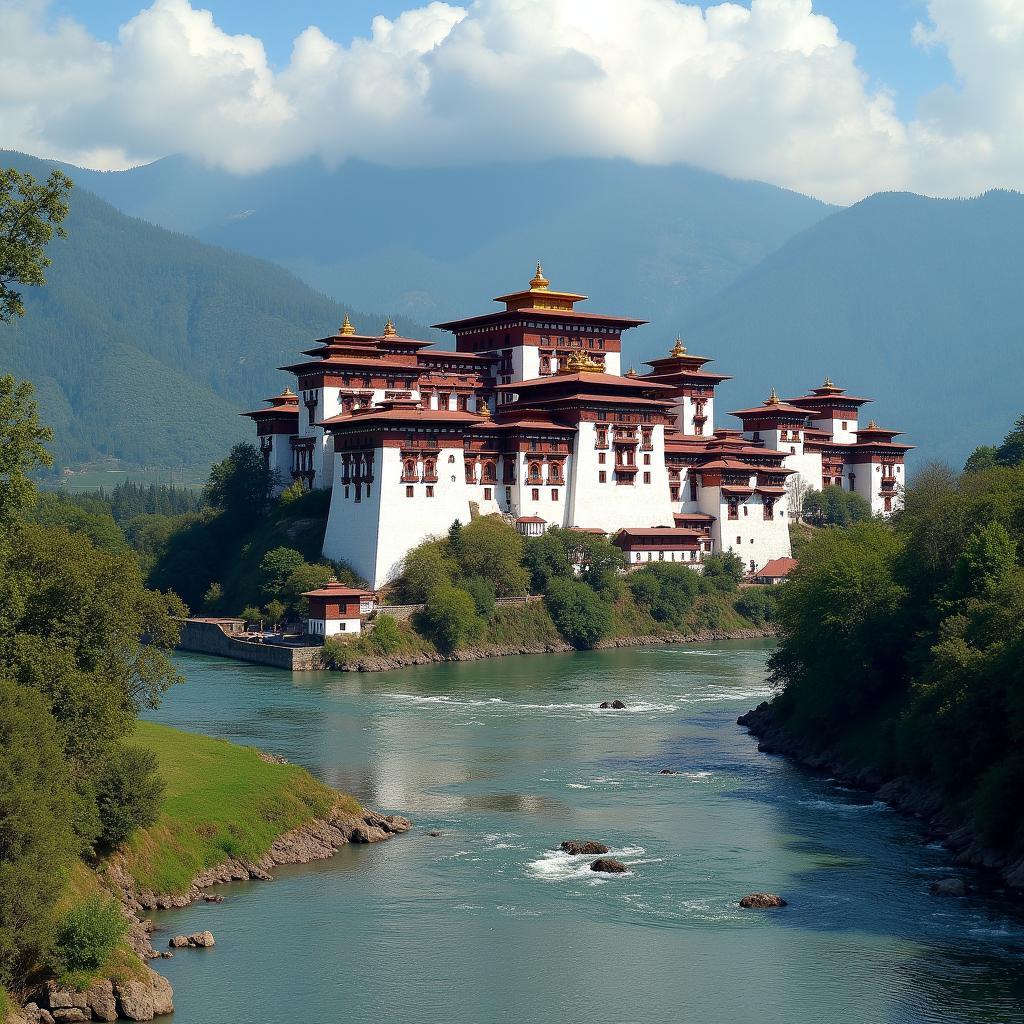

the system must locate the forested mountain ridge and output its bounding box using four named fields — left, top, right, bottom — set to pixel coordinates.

left=682, top=189, right=1024, bottom=467
left=50, top=154, right=834, bottom=343
left=0, top=152, right=423, bottom=471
